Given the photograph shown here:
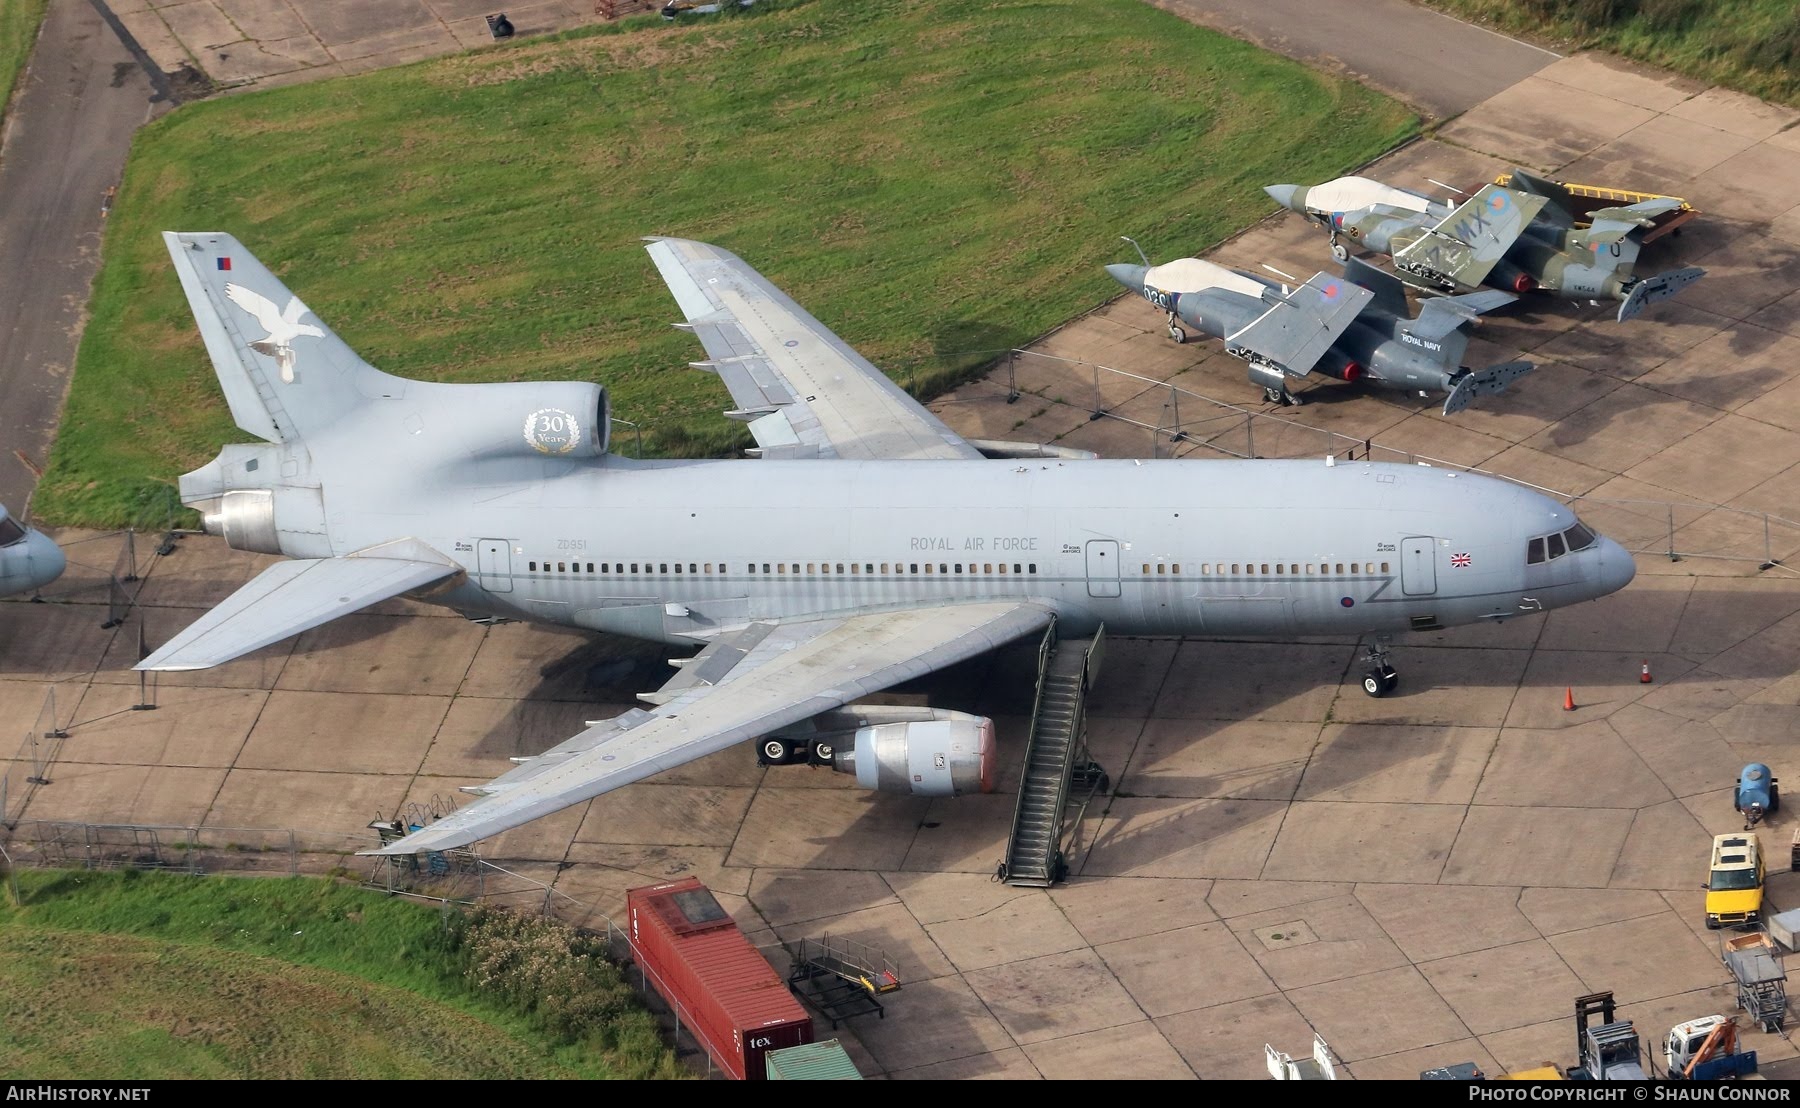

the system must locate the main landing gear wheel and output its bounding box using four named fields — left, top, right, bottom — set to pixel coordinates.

left=761, top=738, right=793, bottom=764
left=1264, top=386, right=1286, bottom=405
left=1167, top=321, right=1187, bottom=344
left=1330, top=240, right=1350, bottom=262
left=1362, top=666, right=1399, bottom=698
